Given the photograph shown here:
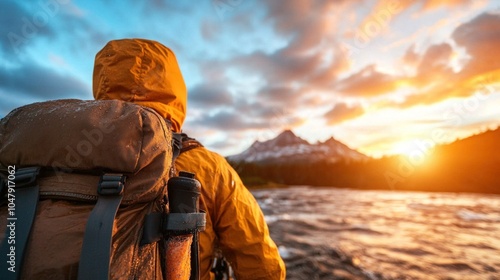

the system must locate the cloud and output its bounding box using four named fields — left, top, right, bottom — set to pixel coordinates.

left=0, top=61, right=90, bottom=116
left=452, top=12, right=500, bottom=76
left=413, top=43, right=454, bottom=86
left=188, top=83, right=233, bottom=109
left=403, top=44, right=419, bottom=66
left=186, top=0, right=354, bottom=140
left=193, top=110, right=270, bottom=131
left=398, top=12, right=500, bottom=108
left=189, top=93, right=305, bottom=133
left=274, top=4, right=350, bottom=82
left=232, top=50, right=317, bottom=85
left=265, top=0, right=322, bottom=36
left=352, top=0, right=474, bottom=48
left=191, top=0, right=486, bottom=139
left=224, top=38, right=349, bottom=95
left=416, top=43, right=453, bottom=74
left=401, top=84, right=458, bottom=107
left=355, top=0, right=404, bottom=38
left=227, top=95, right=304, bottom=127
left=0, top=1, right=111, bottom=64
left=200, top=20, right=219, bottom=41
left=363, top=0, right=473, bottom=22
left=419, top=0, right=478, bottom=10
left=336, top=64, right=401, bottom=97
left=255, top=85, right=305, bottom=107
left=215, top=0, right=350, bottom=89
left=324, top=103, right=365, bottom=125
left=0, top=1, right=57, bottom=56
